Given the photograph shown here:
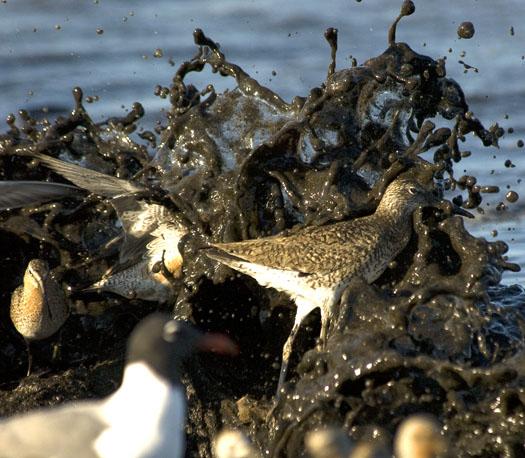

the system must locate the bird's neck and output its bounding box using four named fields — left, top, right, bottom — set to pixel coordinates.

left=110, top=361, right=177, bottom=401
left=375, top=200, right=413, bottom=227
left=94, top=362, right=185, bottom=458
